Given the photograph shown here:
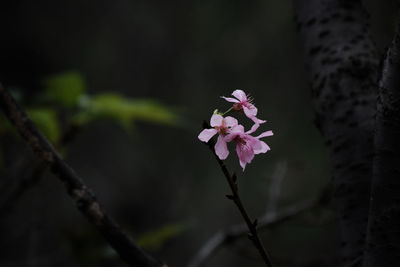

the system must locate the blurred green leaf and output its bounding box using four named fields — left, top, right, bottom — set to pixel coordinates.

left=43, top=71, right=86, bottom=107
left=72, top=93, right=178, bottom=130
left=136, top=223, right=187, bottom=251
left=27, top=108, right=61, bottom=143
